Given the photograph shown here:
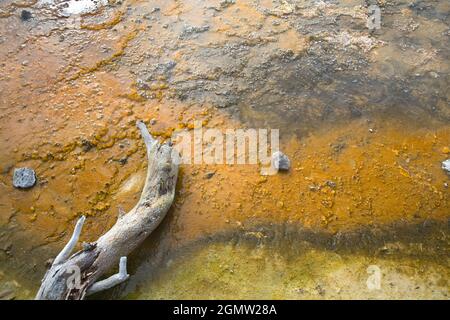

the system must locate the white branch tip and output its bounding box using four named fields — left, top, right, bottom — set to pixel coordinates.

left=53, top=215, right=86, bottom=265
